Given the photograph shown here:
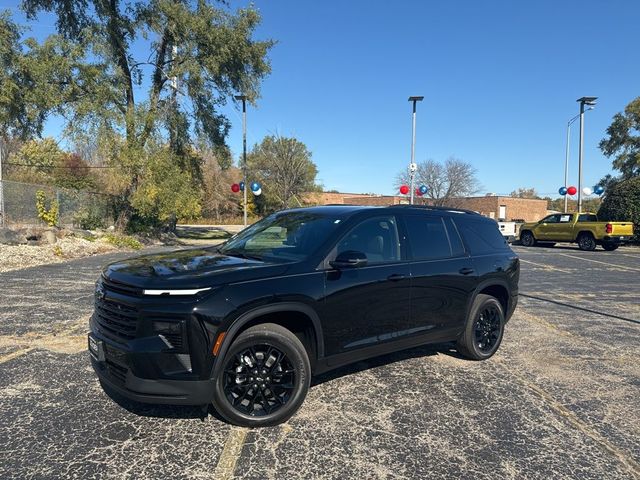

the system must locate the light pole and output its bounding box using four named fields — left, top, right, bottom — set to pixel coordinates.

left=576, top=96, right=597, bottom=213
left=408, top=96, right=424, bottom=204
left=234, top=95, right=248, bottom=226
left=563, top=107, right=592, bottom=212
